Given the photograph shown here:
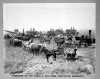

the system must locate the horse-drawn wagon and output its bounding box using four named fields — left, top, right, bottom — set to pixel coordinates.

left=53, top=35, right=78, bottom=61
